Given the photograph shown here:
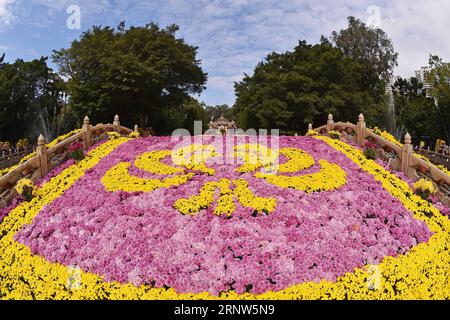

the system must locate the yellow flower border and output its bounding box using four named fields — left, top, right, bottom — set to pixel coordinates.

left=0, top=136, right=449, bottom=299
left=255, top=160, right=346, bottom=192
